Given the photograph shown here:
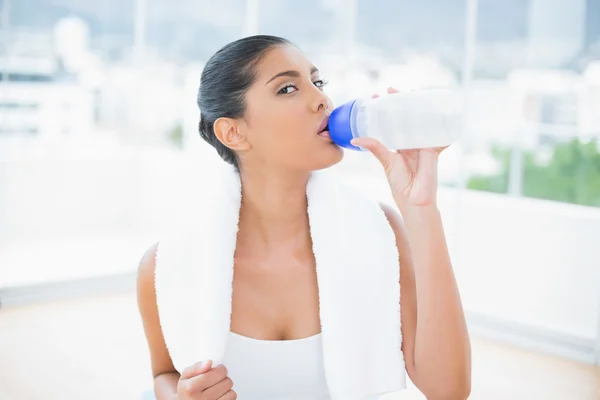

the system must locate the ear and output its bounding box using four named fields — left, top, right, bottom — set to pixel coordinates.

left=213, top=117, right=251, bottom=151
